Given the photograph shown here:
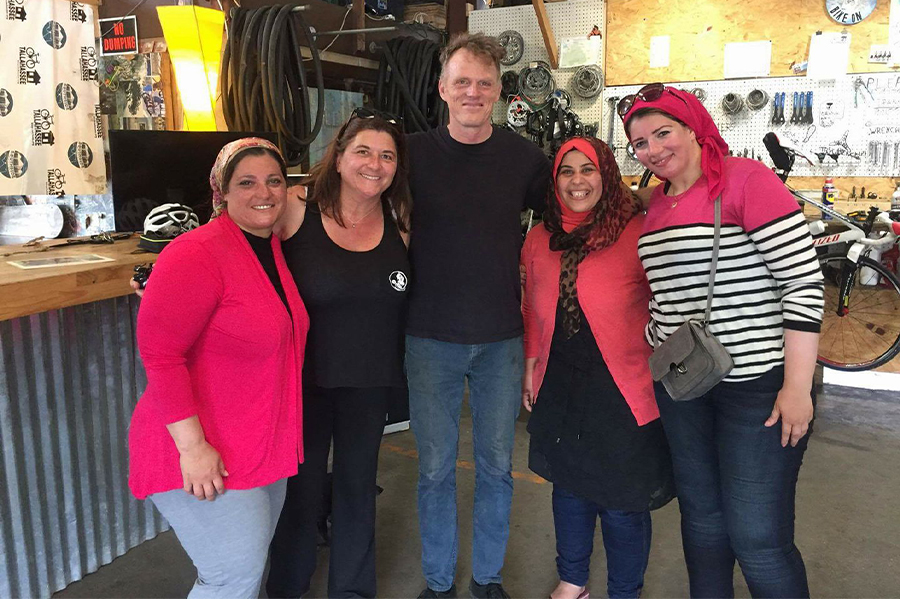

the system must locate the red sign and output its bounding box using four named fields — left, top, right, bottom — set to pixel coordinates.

left=99, top=16, right=138, bottom=56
